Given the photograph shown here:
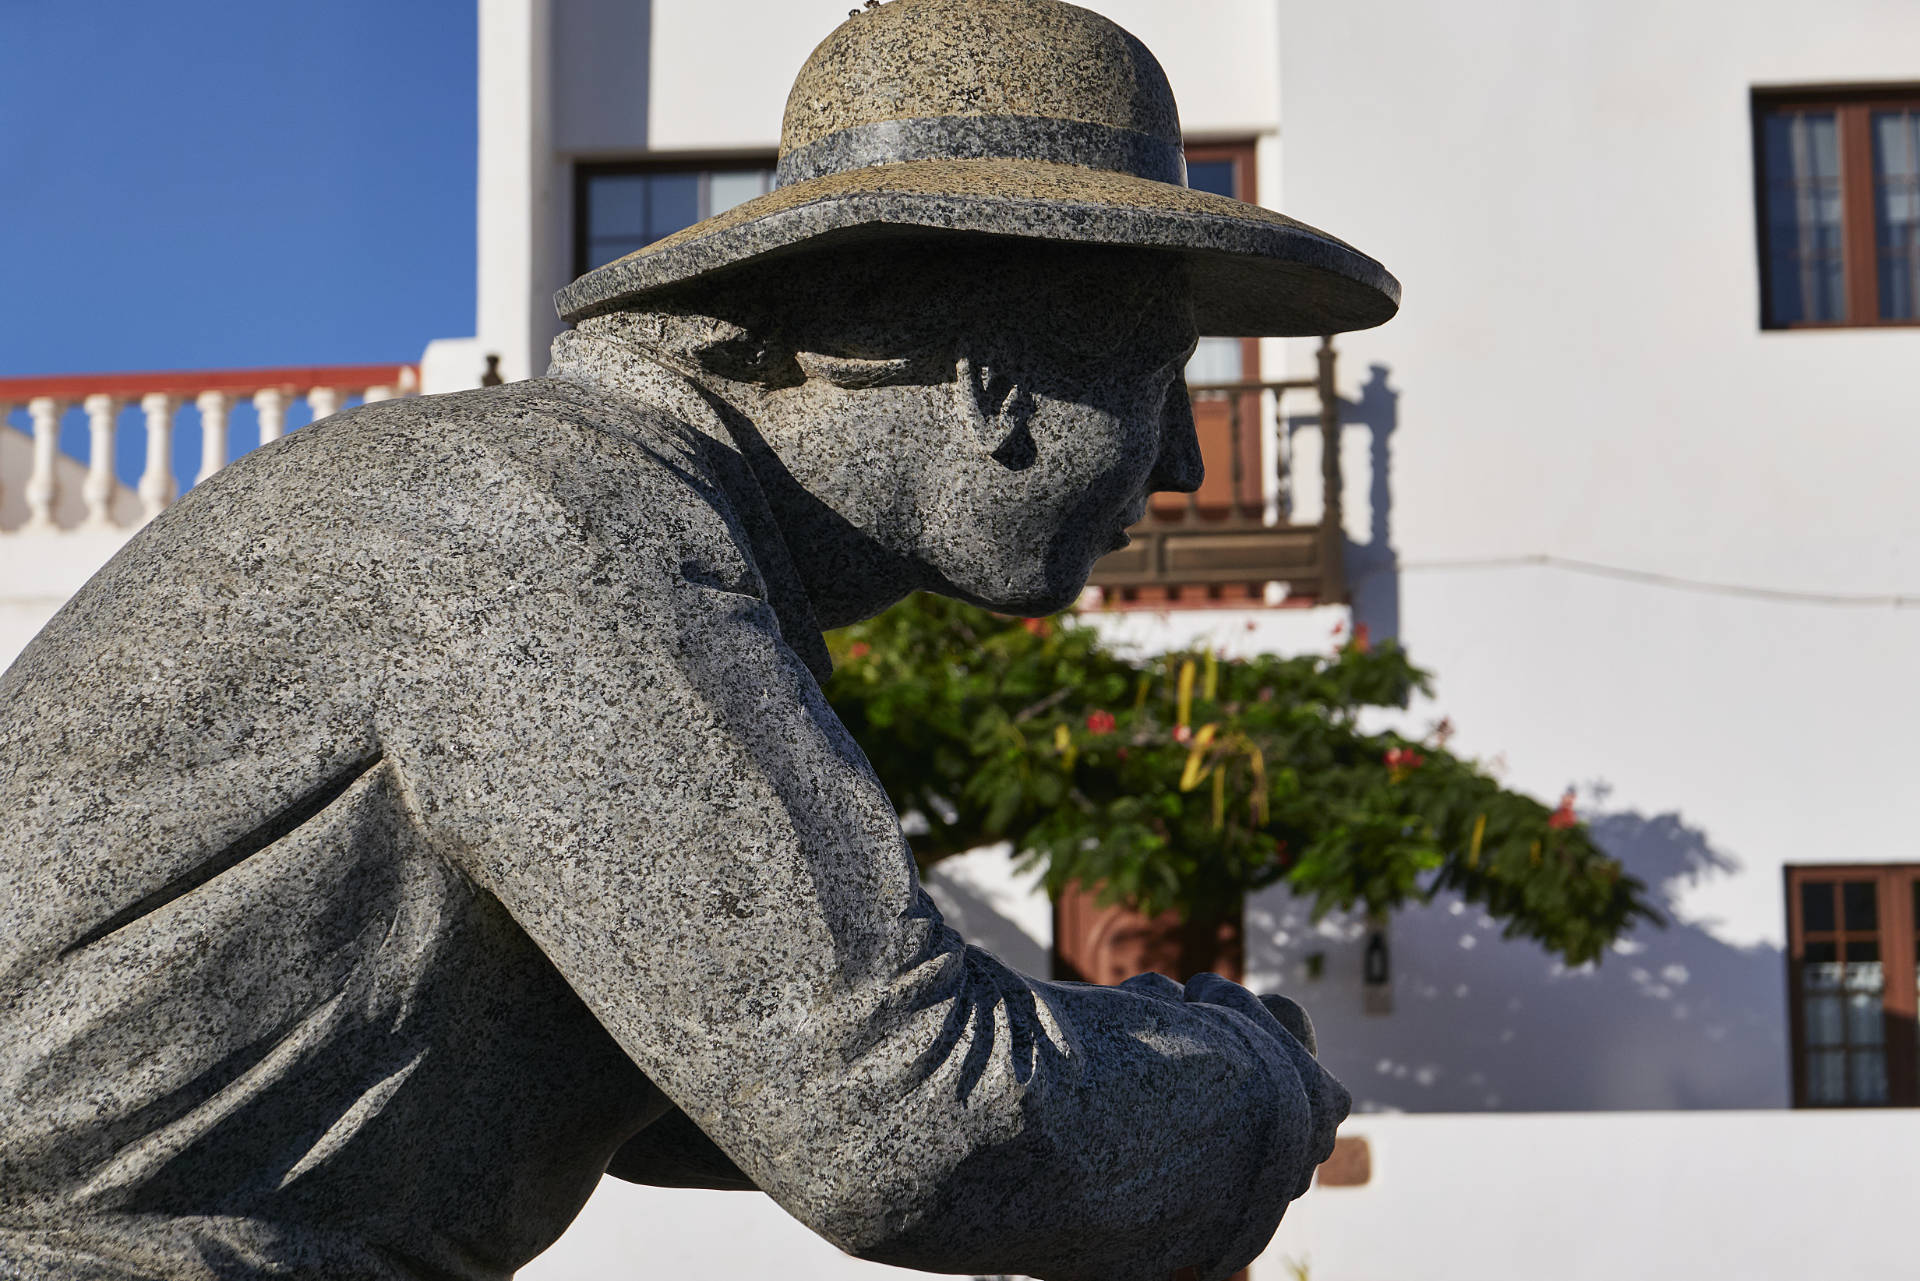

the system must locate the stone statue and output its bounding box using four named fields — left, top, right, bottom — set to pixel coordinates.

left=0, top=2, right=1397, bottom=1279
